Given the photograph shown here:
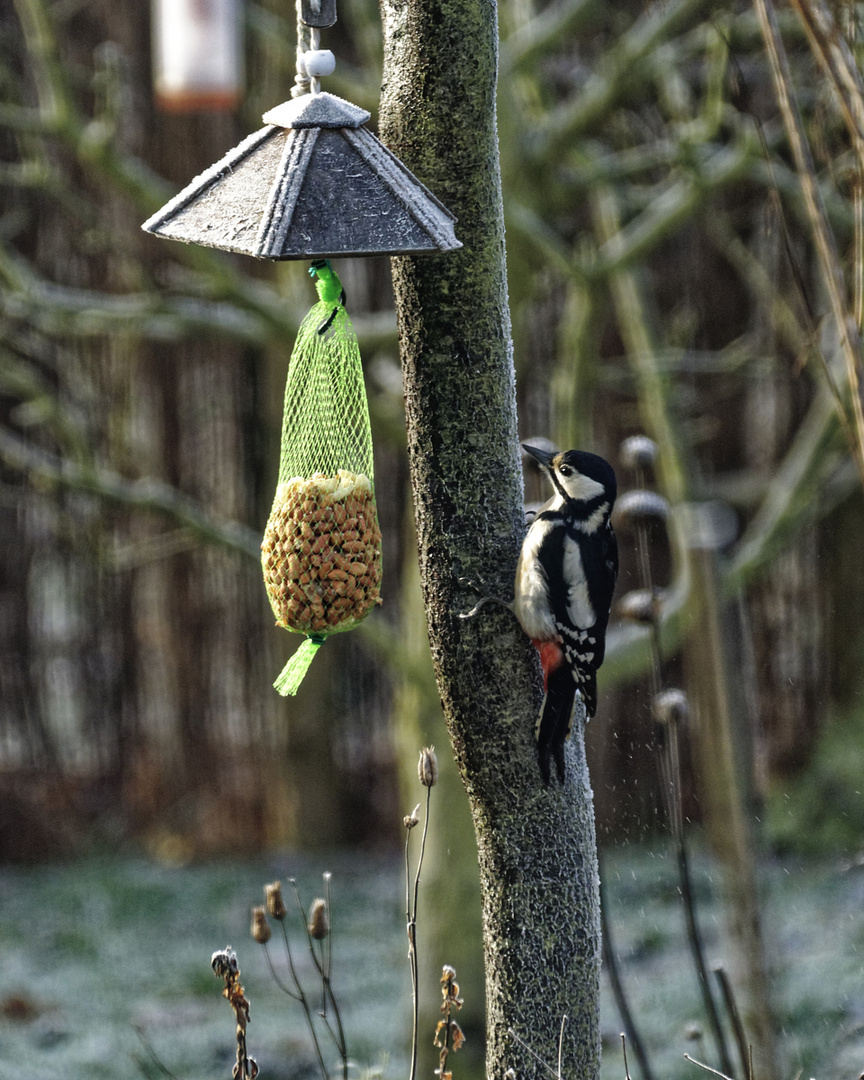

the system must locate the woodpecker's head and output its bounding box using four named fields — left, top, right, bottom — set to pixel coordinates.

left=523, top=444, right=617, bottom=513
